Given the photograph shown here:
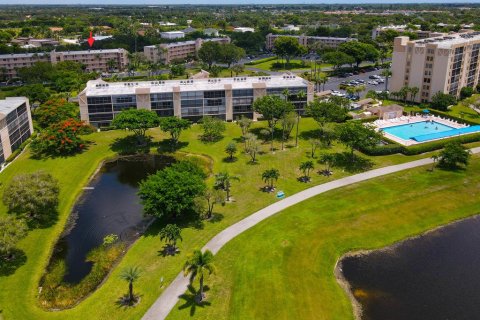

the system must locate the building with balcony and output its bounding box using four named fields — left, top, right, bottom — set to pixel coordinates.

left=266, top=33, right=355, bottom=51
left=391, top=32, right=480, bottom=102
left=78, top=75, right=314, bottom=127
left=0, top=97, right=33, bottom=165
left=0, top=48, right=129, bottom=79
left=144, top=37, right=230, bottom=65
